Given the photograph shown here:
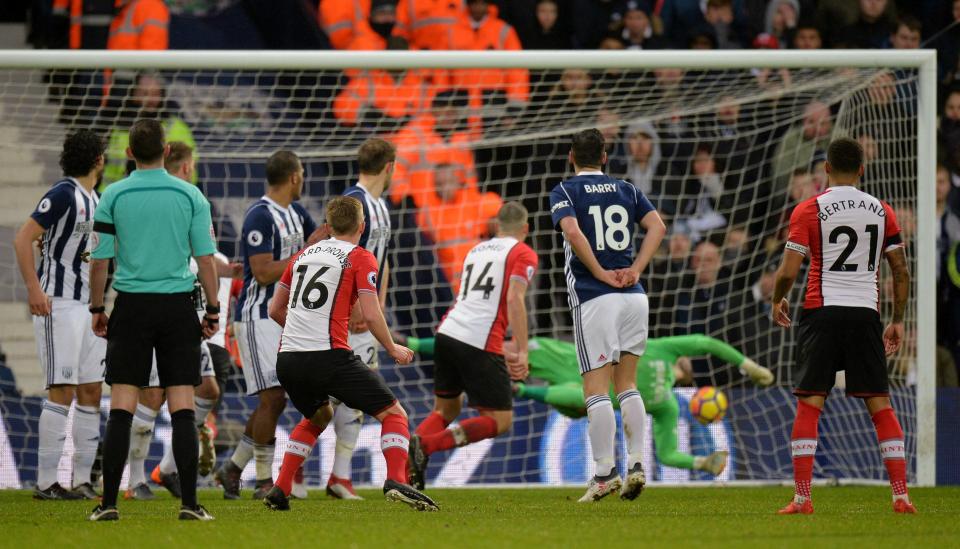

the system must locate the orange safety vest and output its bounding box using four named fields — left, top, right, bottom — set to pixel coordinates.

left=393, top=0, right=464, bottom=51
left=391, top=113, right=478, bottom=207
left=107, top=0, right=169, bottom=50
left=318, top=0, right=369, bottom=49
left=449, top=5, right=529, bottom=104
left=52, top=0, right=114, bottom=49
left=334, top=69, right=442, bottom=126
